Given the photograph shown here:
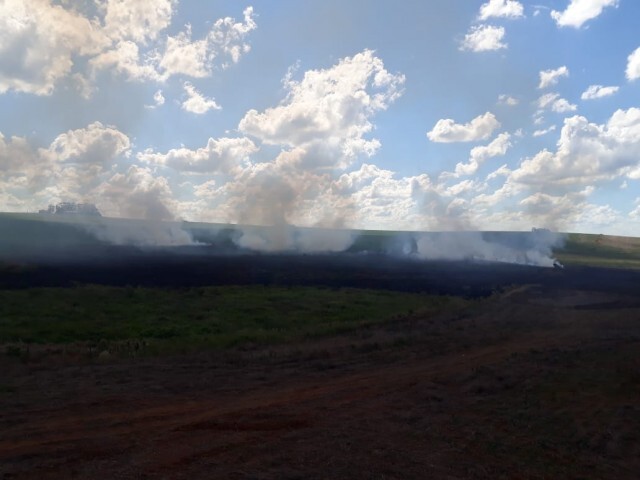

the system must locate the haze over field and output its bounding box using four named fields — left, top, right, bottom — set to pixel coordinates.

left=1, top=0, right=640, bottom=236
